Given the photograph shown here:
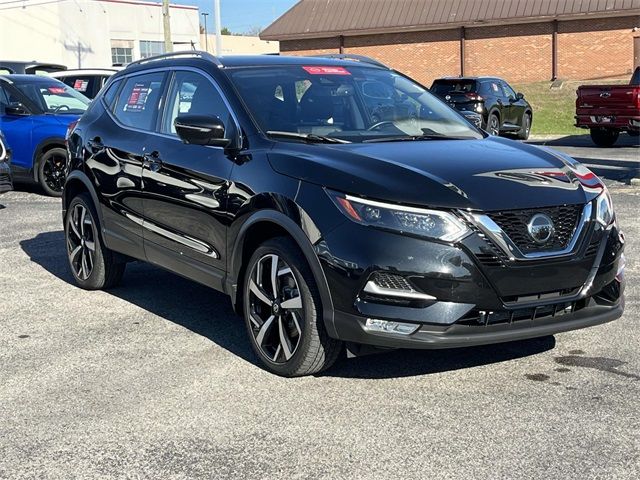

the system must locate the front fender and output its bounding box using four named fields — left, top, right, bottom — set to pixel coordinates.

left=227, top=205, right=339, bottom=338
